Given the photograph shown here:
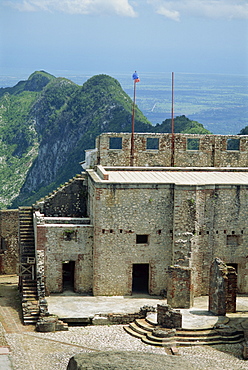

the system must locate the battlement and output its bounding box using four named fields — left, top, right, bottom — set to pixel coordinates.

left=94, top=133, right=248, bottom=168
